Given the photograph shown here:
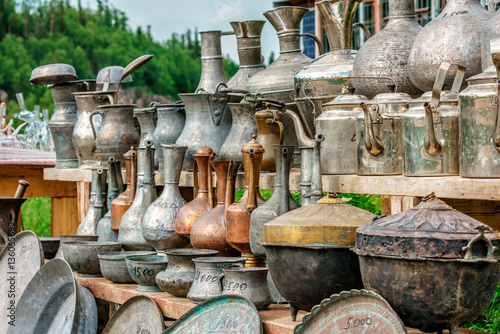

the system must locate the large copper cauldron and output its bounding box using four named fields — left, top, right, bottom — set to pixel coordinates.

left=354, top=194, right=500, bottom=334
